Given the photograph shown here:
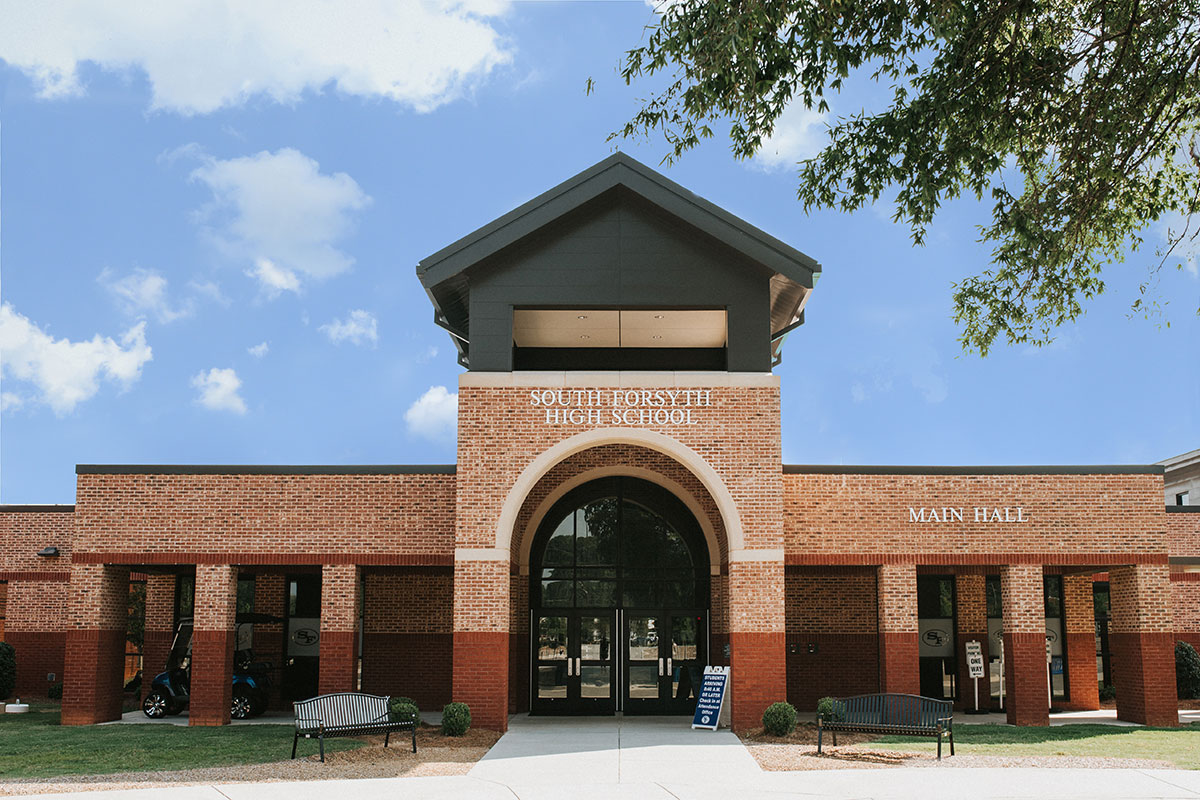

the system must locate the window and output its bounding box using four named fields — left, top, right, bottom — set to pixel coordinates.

left=1178, top=491, right=1191, bottom=506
